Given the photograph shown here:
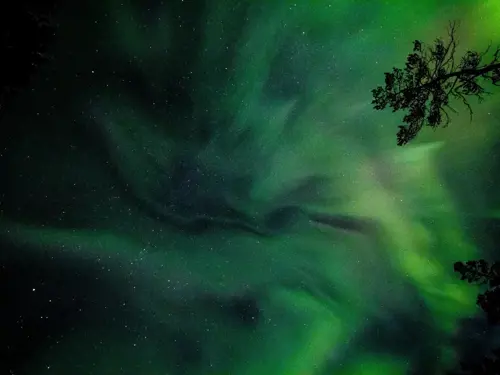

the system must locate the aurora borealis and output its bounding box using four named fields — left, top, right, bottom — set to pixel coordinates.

left=1, top=0, right=500, bottom=374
